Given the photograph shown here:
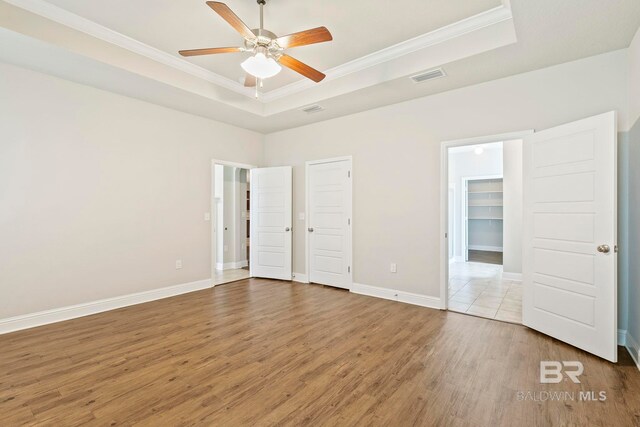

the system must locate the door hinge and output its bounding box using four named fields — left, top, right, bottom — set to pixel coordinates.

left=348, top=218, right=351, bottom=225
left=348, top=266, right=351, bottom=273
left=445, top=232, right=448, bottom=238
left=348, top=170, right=351, bottom=178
